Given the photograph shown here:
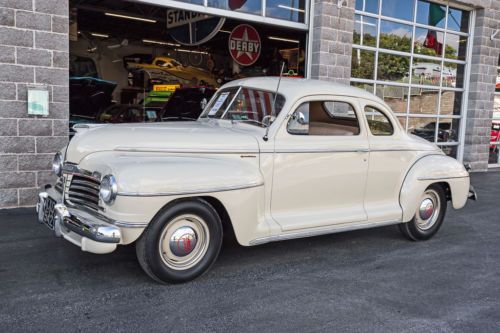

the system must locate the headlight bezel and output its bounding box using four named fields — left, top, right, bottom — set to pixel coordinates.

left=99, top=174, right=118, bottom=205
left=52, top=152, right=63, bottom=177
